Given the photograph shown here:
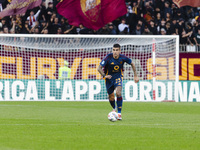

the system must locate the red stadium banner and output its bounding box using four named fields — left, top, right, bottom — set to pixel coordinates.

left=173, top=0, right=200, bottom=8
left=56, top=0, right=127, bottom=30
left=0, top=0, right=42, bottom=18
